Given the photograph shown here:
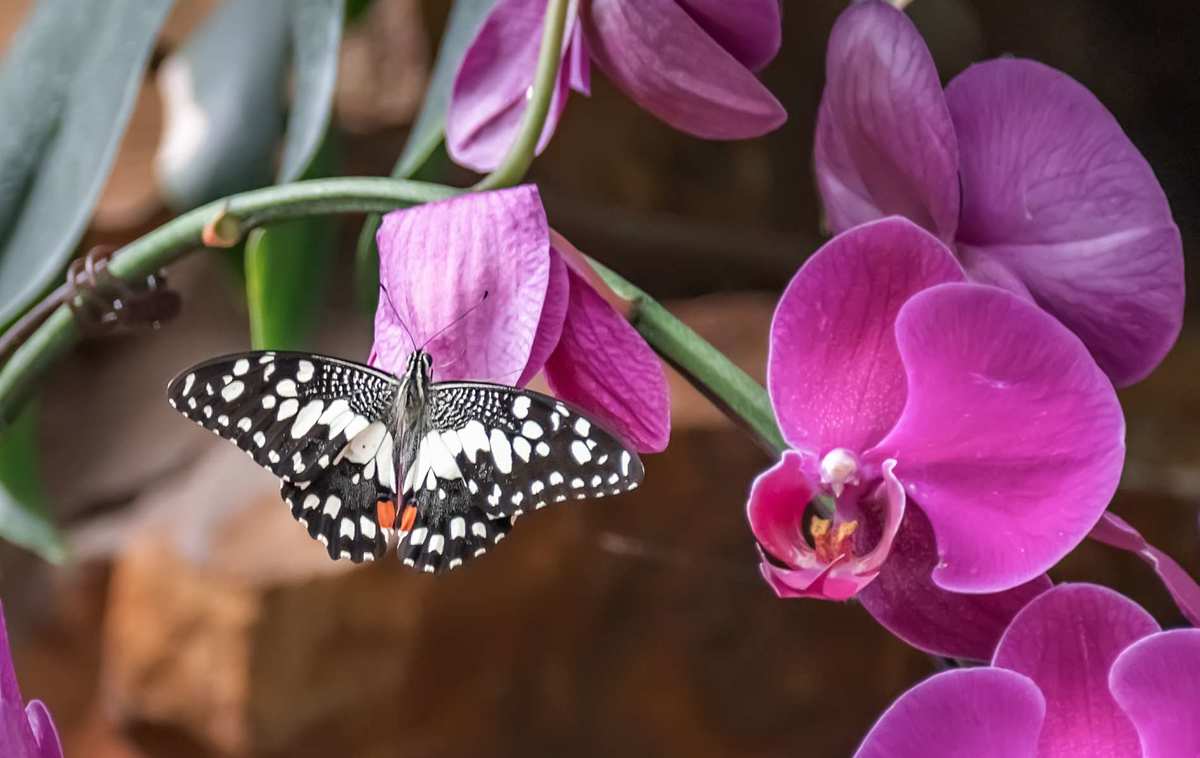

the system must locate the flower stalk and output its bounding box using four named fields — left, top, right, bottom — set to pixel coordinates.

left=472, top=0, right=571, bottom=191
